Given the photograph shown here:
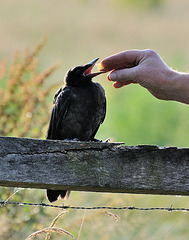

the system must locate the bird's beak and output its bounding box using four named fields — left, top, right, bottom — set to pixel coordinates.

left=83, top=58, right=105, bottom=78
